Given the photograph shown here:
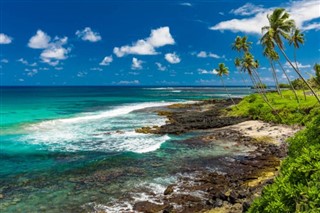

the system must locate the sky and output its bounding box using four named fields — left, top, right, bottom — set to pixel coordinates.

left=0, top=0, right=319, bottom=86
